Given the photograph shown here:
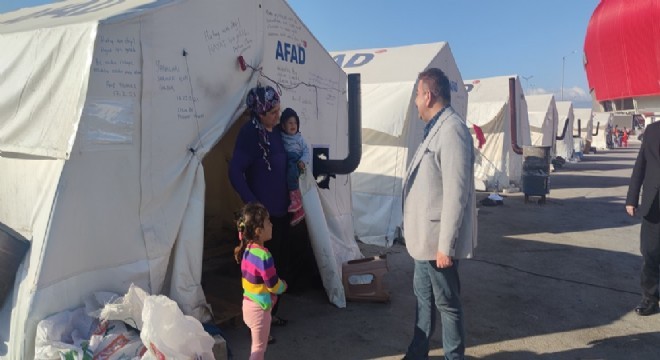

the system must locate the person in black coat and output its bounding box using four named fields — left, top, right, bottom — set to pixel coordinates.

left=626, top=120, right=660, bottom=316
